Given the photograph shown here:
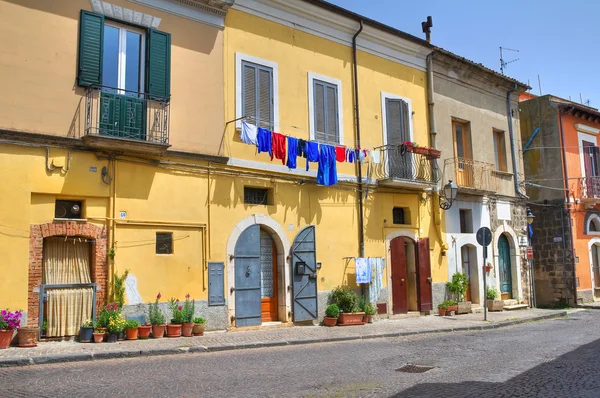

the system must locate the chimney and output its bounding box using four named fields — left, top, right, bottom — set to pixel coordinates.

left=421, top=16, right=433, bottom=43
